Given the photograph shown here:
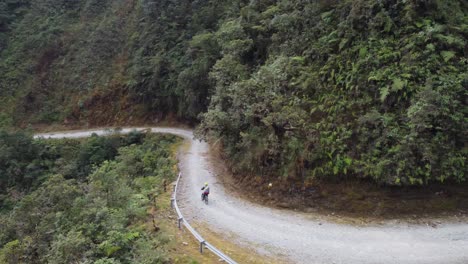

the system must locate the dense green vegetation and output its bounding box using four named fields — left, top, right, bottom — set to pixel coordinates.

left=198, top=0, right=468, bottom=186
left=0, top=131, right=180, bottom=263
left=0, top=0, right=466, bottom=186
